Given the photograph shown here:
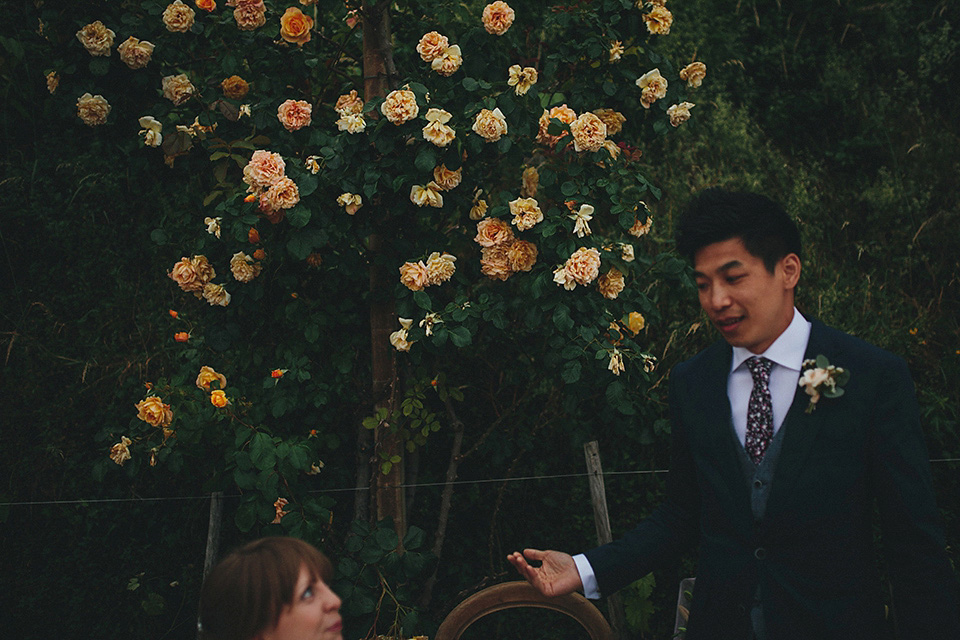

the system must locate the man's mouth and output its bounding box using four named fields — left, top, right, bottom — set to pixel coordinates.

left=715, top=316, right=743, bottom=331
